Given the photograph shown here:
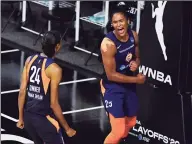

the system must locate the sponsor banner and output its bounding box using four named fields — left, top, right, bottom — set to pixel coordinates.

left=129, top=120, right=181, bottom=144
left=135, top=1, right=192, bottom=144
